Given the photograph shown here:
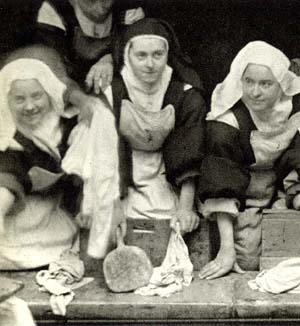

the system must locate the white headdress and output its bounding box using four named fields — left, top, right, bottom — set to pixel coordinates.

left=208, top=41, right=300, bottom=121
left=0, top=58, right=67, bottom=151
